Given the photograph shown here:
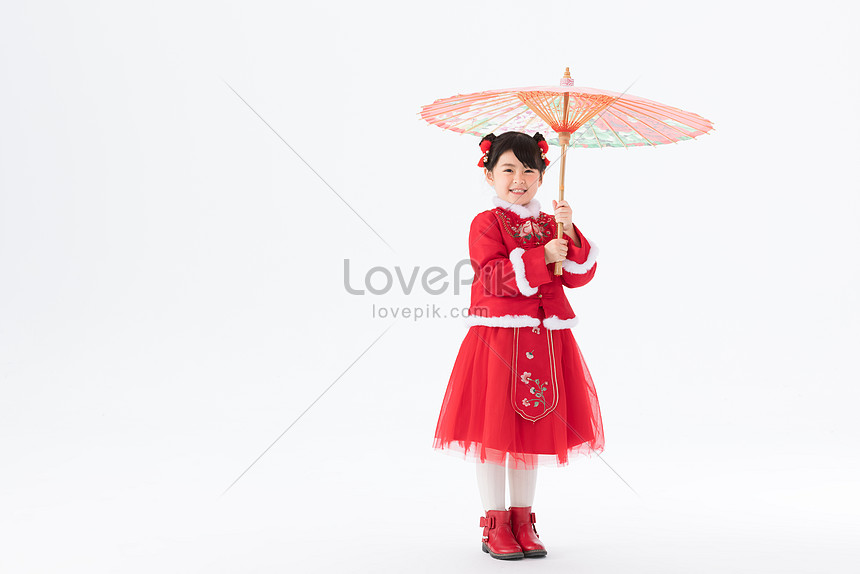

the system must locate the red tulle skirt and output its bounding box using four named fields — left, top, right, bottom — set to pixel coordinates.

left=433, top=319, right=605, bottom=470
